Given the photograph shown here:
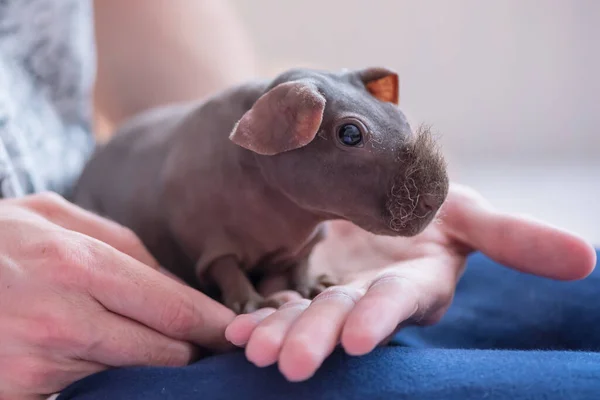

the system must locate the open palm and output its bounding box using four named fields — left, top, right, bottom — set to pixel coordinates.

left=225, top=183, right=597, bottom=381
